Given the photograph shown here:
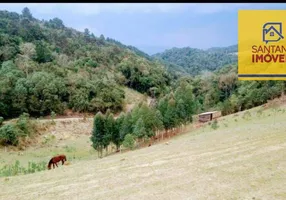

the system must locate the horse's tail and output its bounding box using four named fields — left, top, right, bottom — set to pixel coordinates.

left=47, top=158, right=53, bottom=169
